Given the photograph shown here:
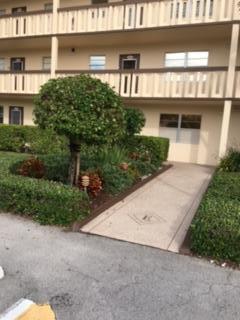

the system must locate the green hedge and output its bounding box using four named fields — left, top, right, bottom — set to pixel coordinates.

left=0, top=125, right=68, bottom=154
left=0, top=152, right=89, bottom=226
left=190, top=172, right=240, bottom=263
left=124, top=135, right=169, bottom=167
